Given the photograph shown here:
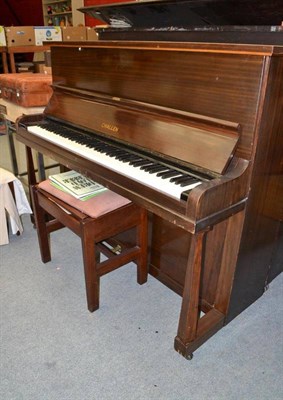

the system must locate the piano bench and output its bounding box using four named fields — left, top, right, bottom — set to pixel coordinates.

left=30, top=180, right=148, bottom=312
